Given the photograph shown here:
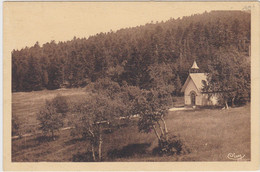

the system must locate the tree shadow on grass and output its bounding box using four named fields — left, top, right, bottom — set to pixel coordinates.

left=64, top=137, right=85, bottom=146
left=16, top=135, right=59, bottom=150
left=35, top=135, right=60, bottom=143
left=16, top=138, right=39, bottom=150
left=72, top=151, right=96, bottom=162
left=107, top=143, right=151, bottom=159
